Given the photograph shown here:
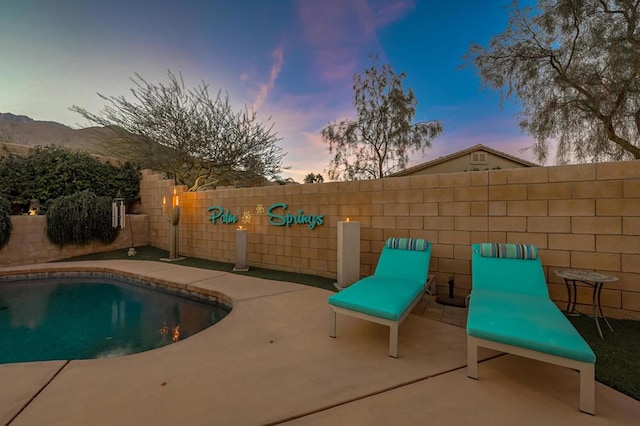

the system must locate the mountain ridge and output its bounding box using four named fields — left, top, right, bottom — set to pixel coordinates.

left=0, top=112, right=69, bottom=127
left=0, top=112, right=113, bottom=156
